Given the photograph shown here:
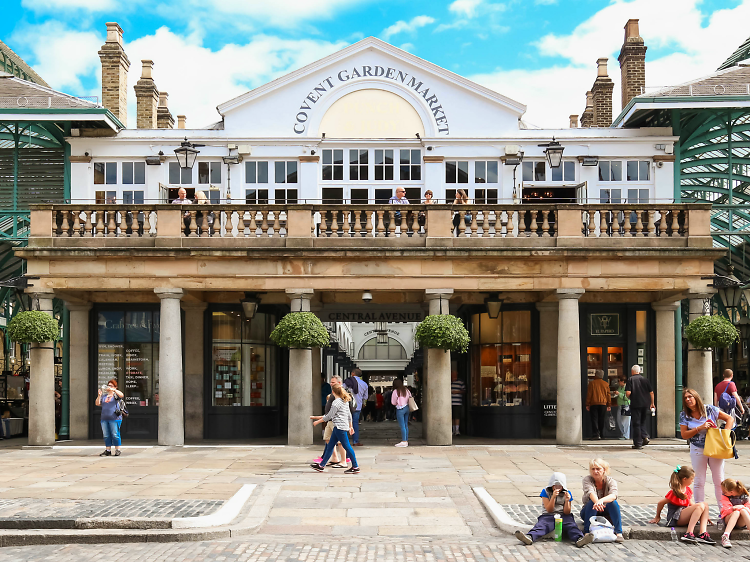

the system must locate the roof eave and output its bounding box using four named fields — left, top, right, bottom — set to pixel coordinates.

left=0, top=107, right=124, bottom=131
left=614, top=96, right=750, bottom=128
